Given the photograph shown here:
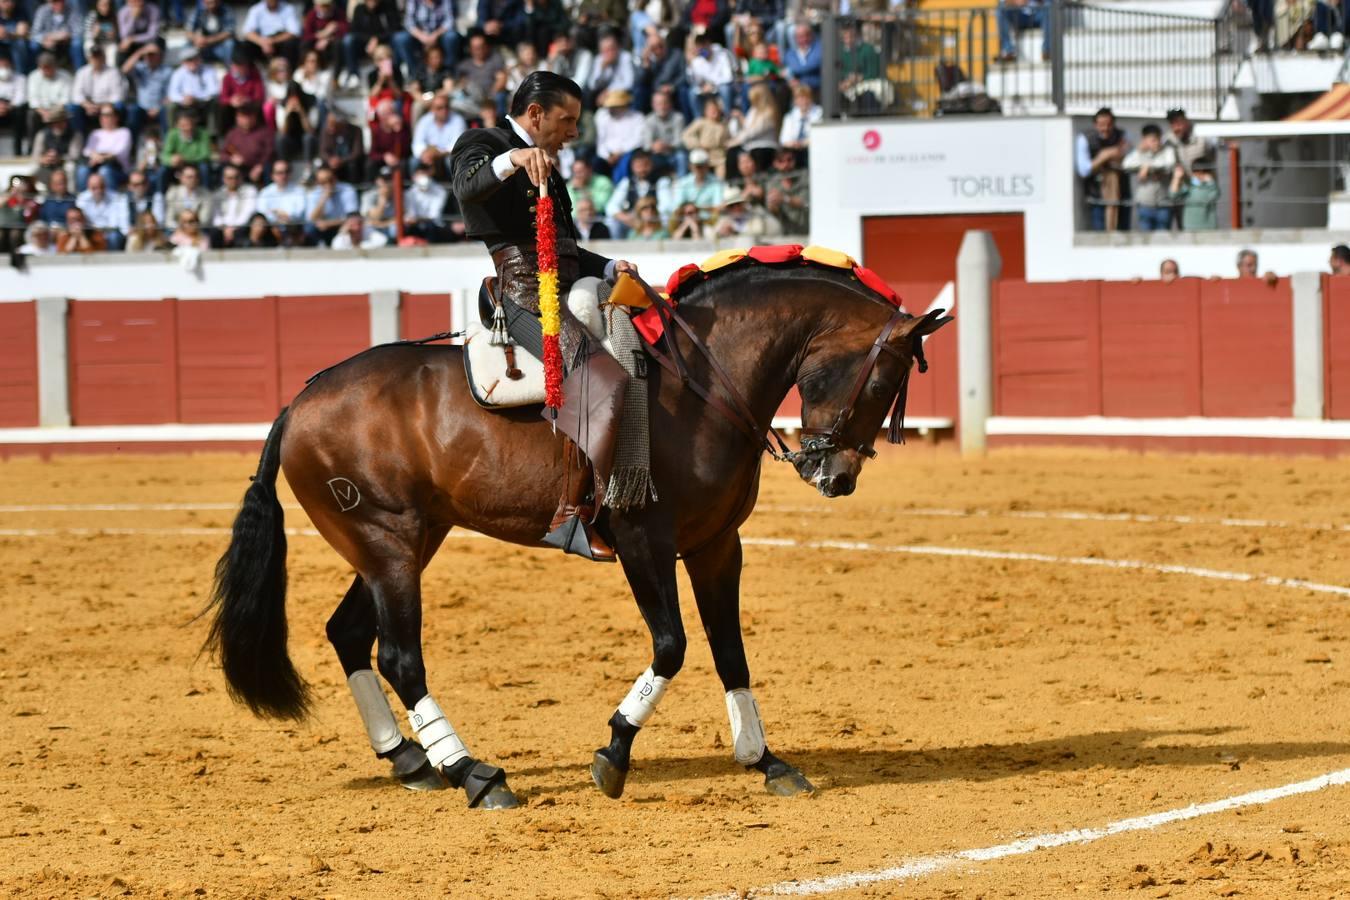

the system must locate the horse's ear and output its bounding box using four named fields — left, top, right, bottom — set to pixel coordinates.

left=898, top=308, right=954, bottom=340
